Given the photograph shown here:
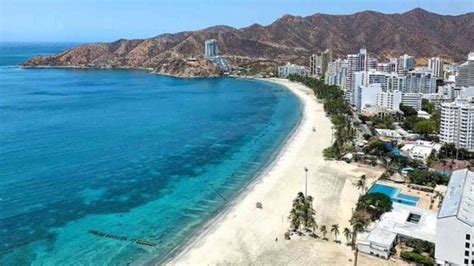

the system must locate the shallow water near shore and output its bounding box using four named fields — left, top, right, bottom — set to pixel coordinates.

left=0, top=43, right=302, bottom=264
